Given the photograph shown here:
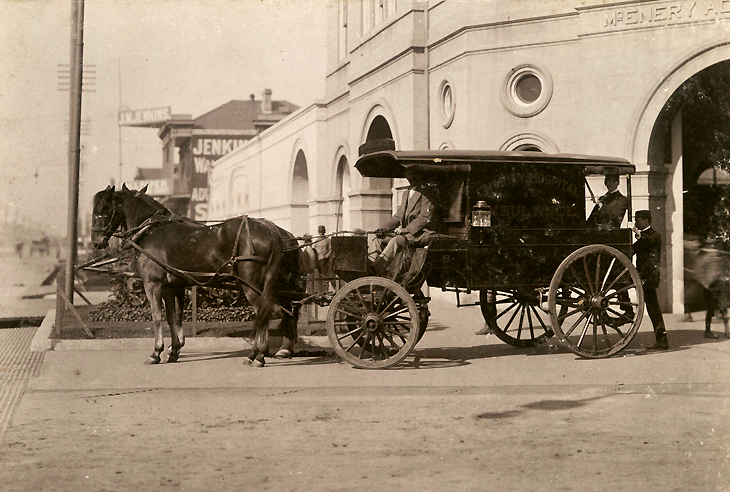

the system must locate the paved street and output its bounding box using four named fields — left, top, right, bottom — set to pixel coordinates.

left=1, top=294, right=729, bottom=491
